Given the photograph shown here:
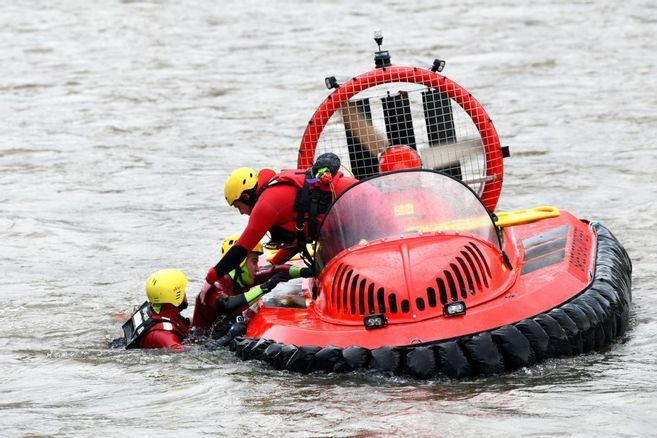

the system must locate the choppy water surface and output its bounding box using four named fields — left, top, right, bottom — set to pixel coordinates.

left=2, top=0, right=656, bottom=436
